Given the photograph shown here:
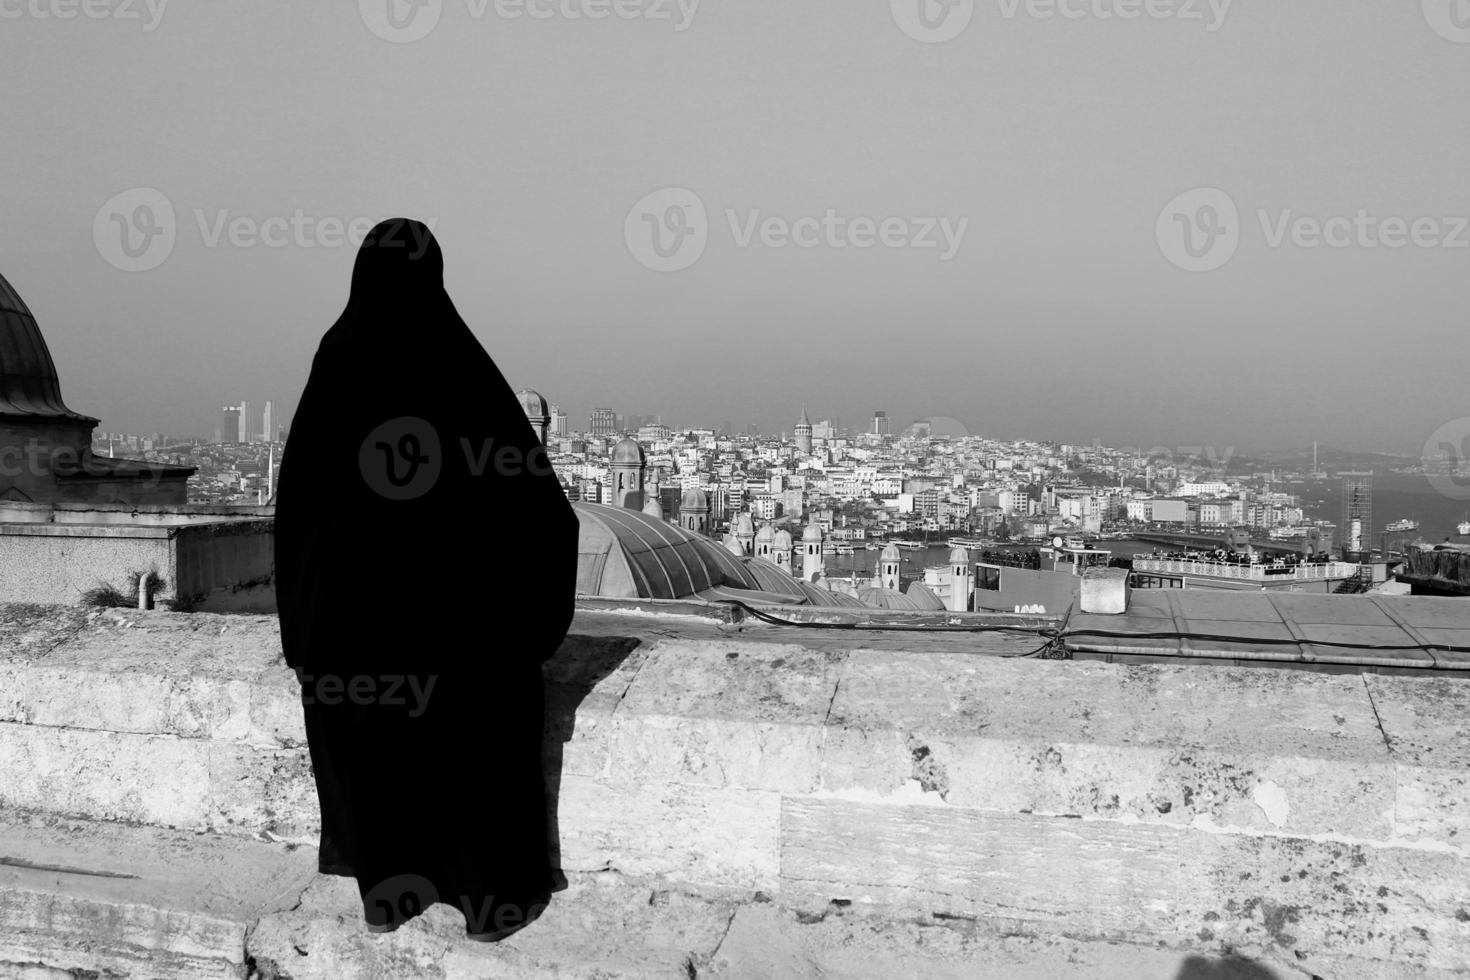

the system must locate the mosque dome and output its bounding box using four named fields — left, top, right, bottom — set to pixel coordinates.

left=723, top=535, right=745, bottom=556
left=611, top=437, right=645, bottom=466
left=880, top=542, right=902, bottom=562
left=903, top=583, right=946, bottom=611
left=949, top=546, right=970, bottom=565
left=680, top=487, right=709, bottom=511
left=642, top=495, right=664, bottom=519
left=0, top=271, right=94, bottom=422
left=755, top=524, right=776, bottom=545
left=773, top=528, right=793, bottom=550
left=573, top=502, right=762, bottom=600
left=515, top=388, right=548, bottom=419
left=735, top=513, right=755, bottom=536
left=802, top=524, right=823, bottom=543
